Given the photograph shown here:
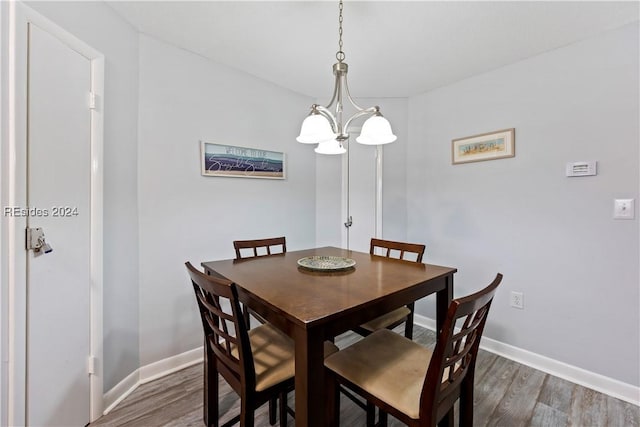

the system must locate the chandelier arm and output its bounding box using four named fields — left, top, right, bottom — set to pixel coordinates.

left=314, top=105, right=340, bottom=134
left=342, top=73, right=369, bottom=112
left=324, top=74, right=341, bottom=114
left=343, top=108, right=378, bottom=132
